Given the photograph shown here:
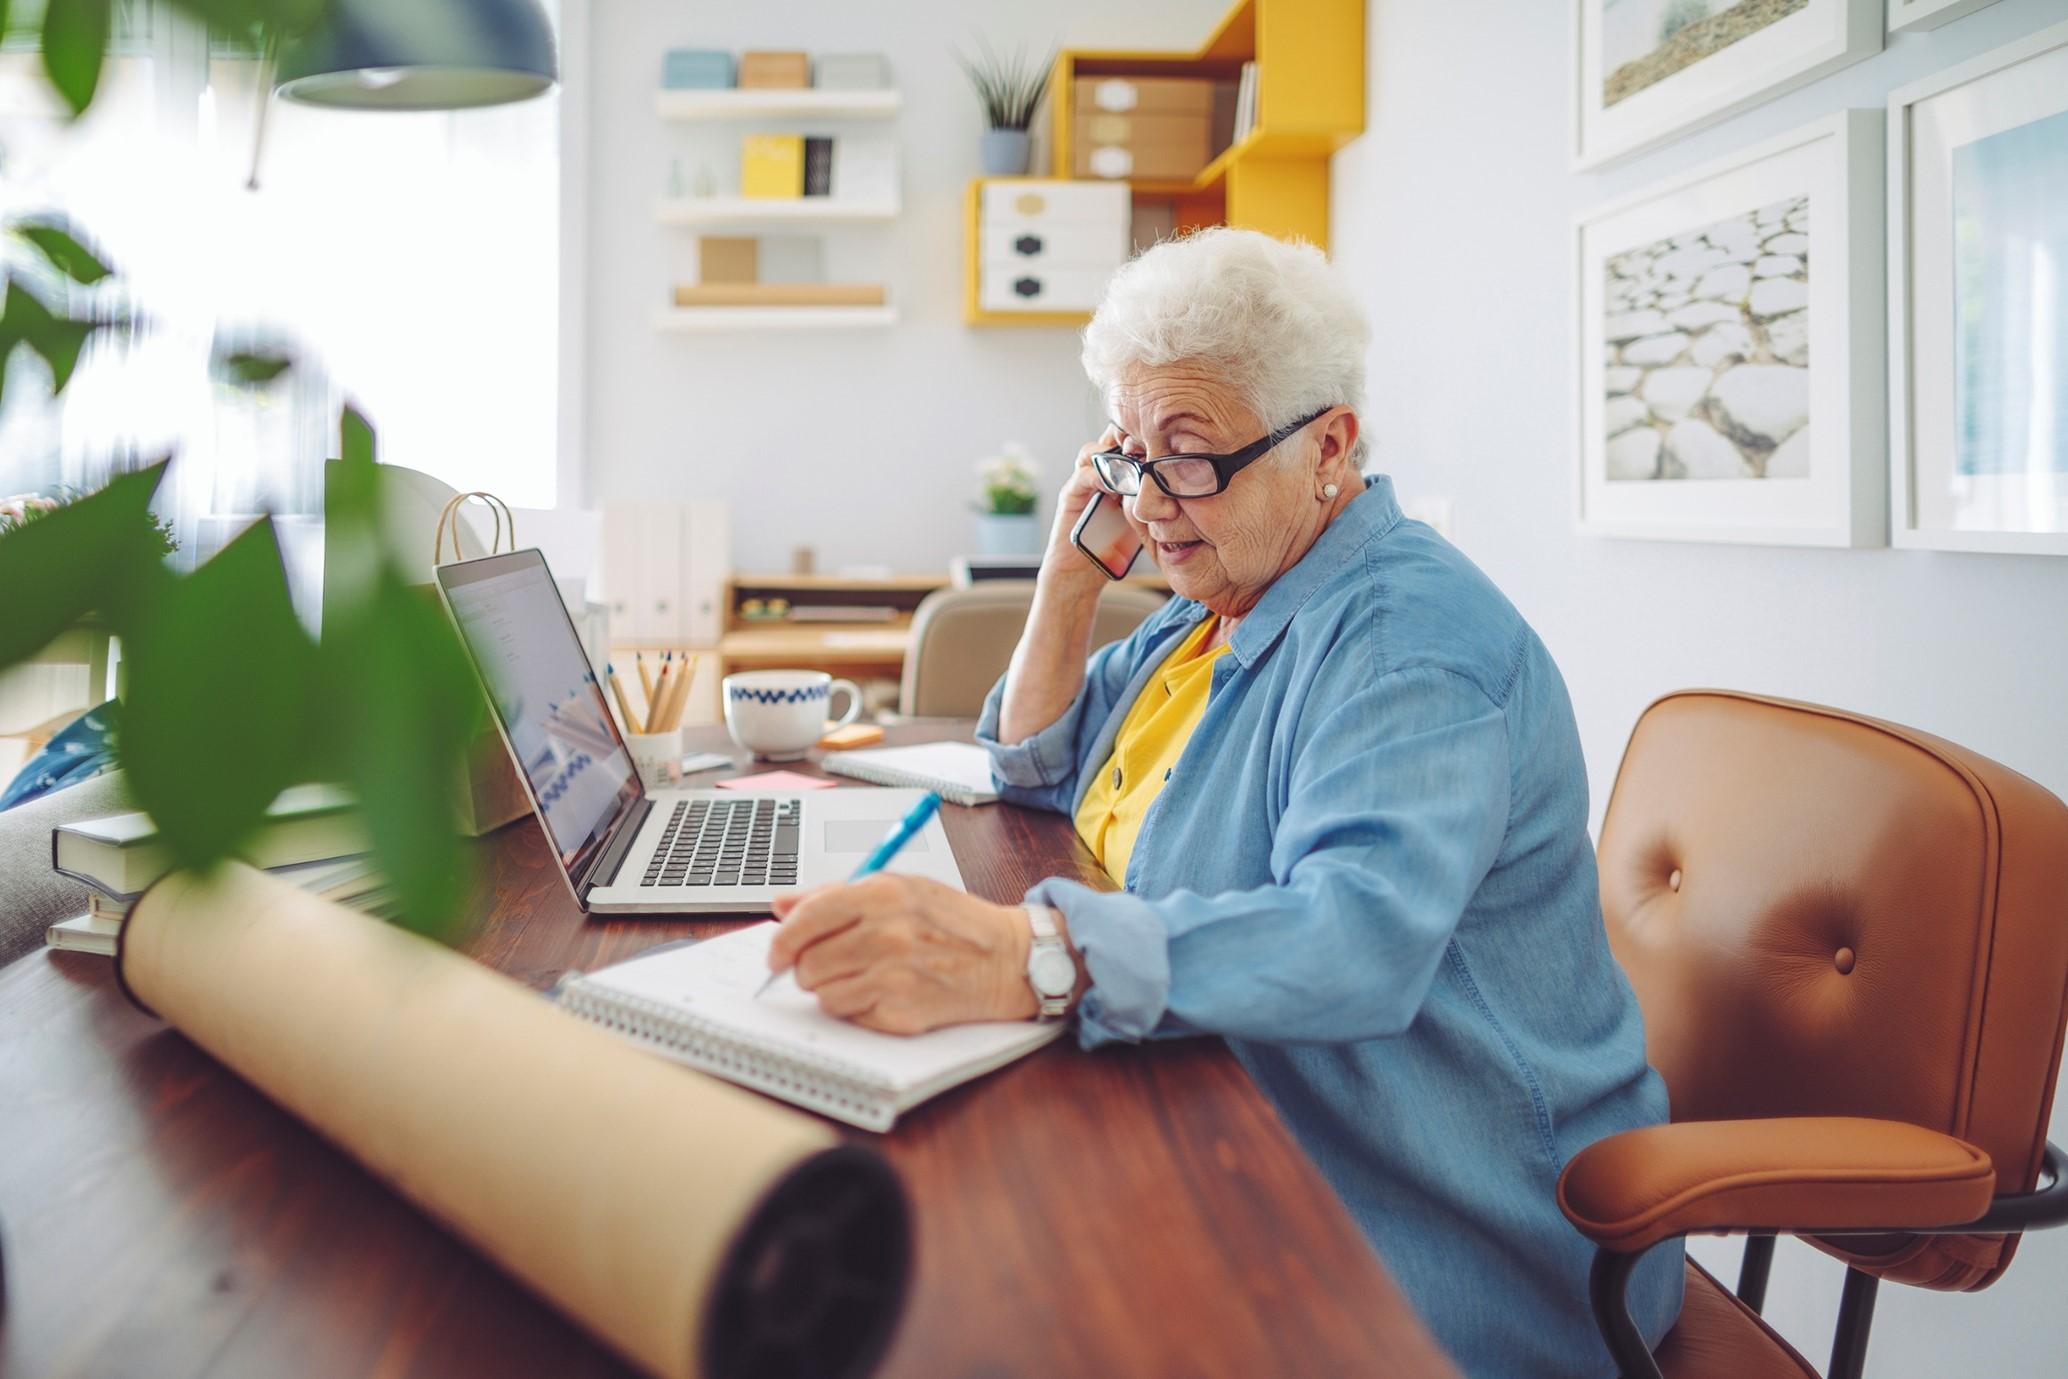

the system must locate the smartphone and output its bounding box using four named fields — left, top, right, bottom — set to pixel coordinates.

left=1069, top=491, right=1143, bottom=581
